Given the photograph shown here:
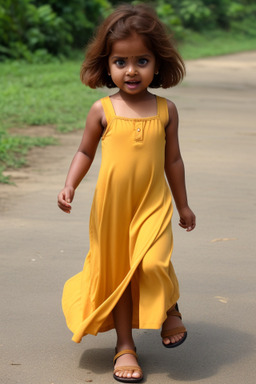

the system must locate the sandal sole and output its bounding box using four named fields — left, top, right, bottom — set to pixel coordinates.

left=113, top=373, right=143, bottom=383
left=162, top=331, right=187, bottom=348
